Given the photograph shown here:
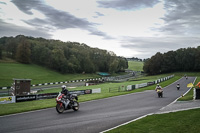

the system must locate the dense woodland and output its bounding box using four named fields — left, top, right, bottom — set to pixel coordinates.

left=0, top=35, right=128, bottom=74
left=143, top=46, right=200, bottom=75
